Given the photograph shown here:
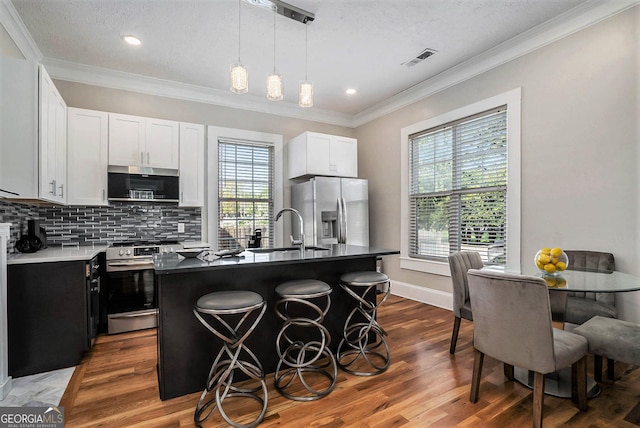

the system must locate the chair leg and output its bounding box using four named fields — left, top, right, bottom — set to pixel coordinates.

left=533, top=372, right=545, bottom=428
left=594, top=355, right=603, bottom=383
left=571, top=357, right=587, bottom=411
left=450, top=316, right=462, bottom=354
left=503, top=363, right=514, bottom=380
left=469, top=349, right=484, bottom=403
left=607, top=358, right=615, bottom=381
